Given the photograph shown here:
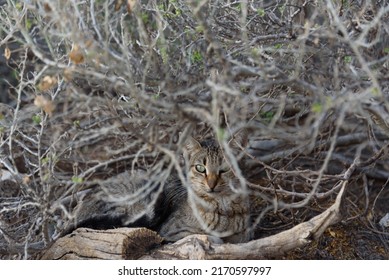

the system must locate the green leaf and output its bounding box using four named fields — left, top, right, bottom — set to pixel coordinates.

left=278, top=4, right=286, bottom=14
left=160, top=46, right=168, bottom=64
left=274, top=43, right=283, bottom=49
left=32, top=114, right=41, bottom=124
left=25, top=18, right=33, bottom=30
left=191, top=50, right=203, bottom=64
left=11, top=69, right=19, bottom=79
left=73, top=120, right=80, bottom=127
left=195, top=25, right=204, bottom=34
left=344, top=55, right=352, bottom=63
left=261, top=111, right=275, bottom=122
left=157, top=4, right=165, bottom=11
left=257, top=8, right=265, bottom=17
left=72, top=176, right=83, bottom=184
left=141, top=12, right=149, bottom=24
left=15, top=3, right=23, bottom=11
left=42, top=157, right=50, bottom=165
left=312, top=102, right=323, bottom=113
